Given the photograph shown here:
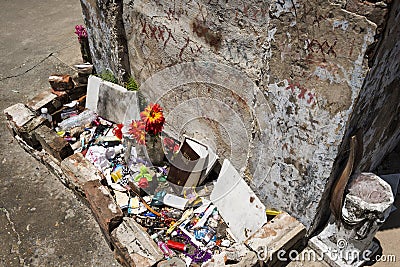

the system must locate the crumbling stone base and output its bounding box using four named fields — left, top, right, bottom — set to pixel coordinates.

left=4, top=90, right=307, bottom=267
